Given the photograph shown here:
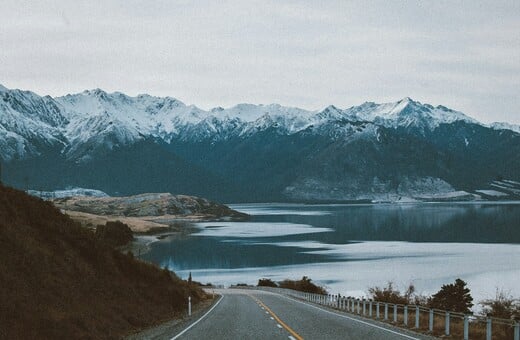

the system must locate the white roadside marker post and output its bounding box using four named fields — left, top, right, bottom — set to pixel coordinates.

left=188, top=296, right=192, bottom=316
